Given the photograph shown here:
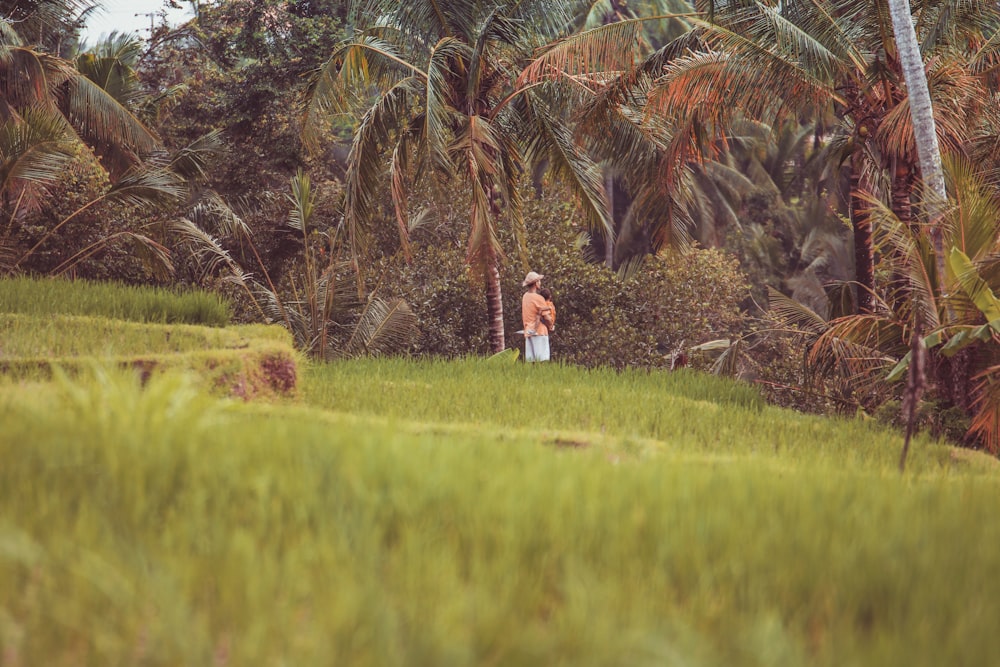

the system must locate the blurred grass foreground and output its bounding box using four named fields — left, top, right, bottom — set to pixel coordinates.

left=2, top=278, right=999, bottom=666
